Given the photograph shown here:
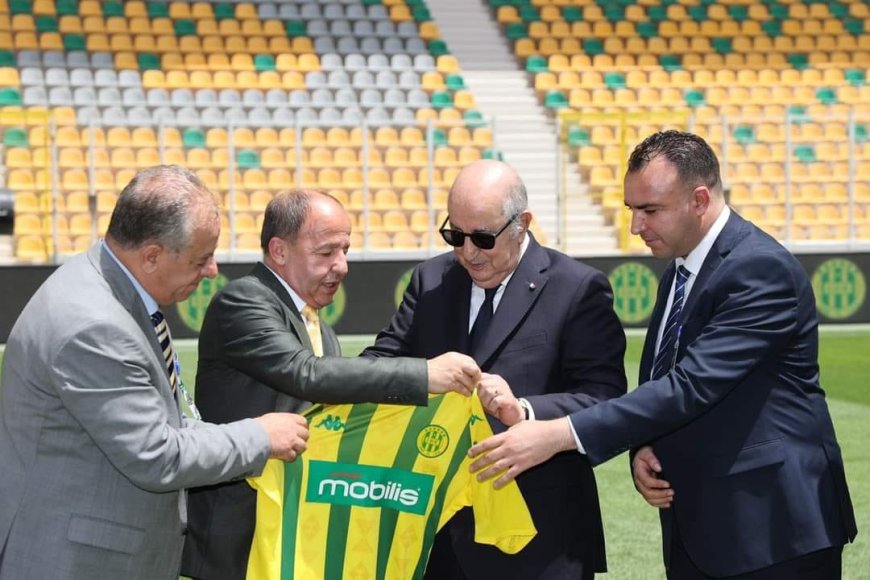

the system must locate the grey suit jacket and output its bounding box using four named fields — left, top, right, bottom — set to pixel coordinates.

left=182, top=262, right=428, bottom=580
left=0, top=245, right=271, bottom=579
